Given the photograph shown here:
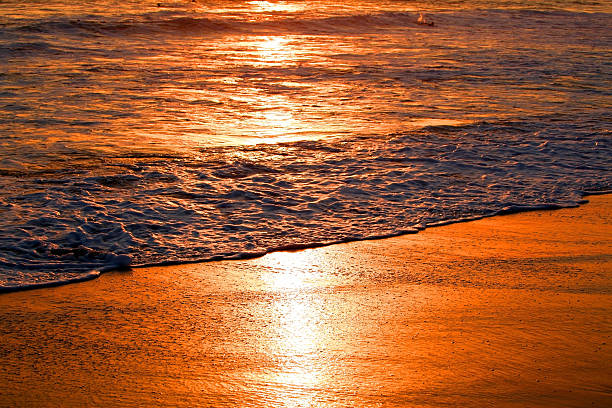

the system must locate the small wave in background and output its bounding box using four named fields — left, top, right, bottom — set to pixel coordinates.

left=1, top=0, right=611, bottom=291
